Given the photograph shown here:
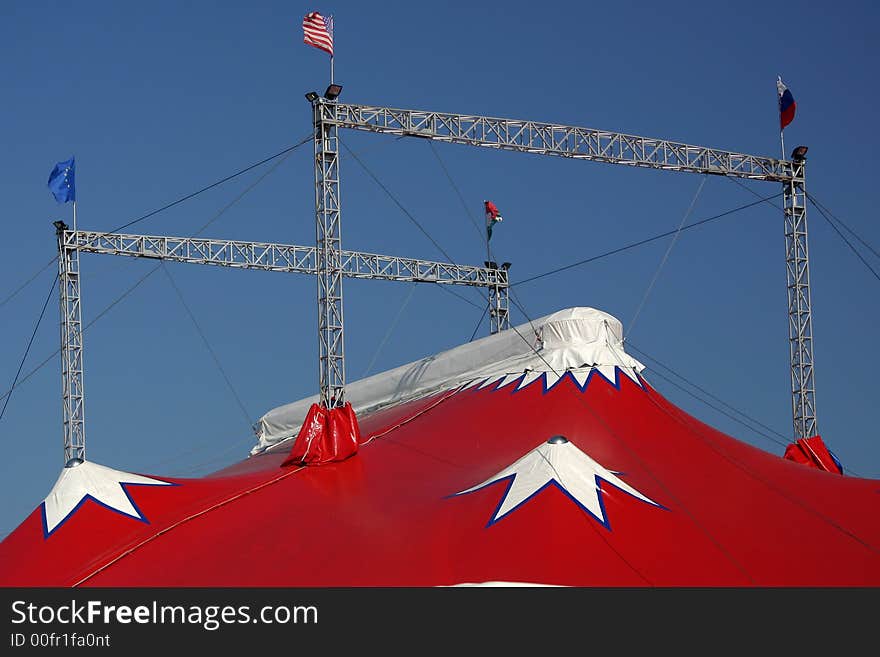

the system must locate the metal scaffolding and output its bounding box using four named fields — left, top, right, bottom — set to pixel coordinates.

left=332, top=104, right=792, bottom=182
left=783, top=159, right=817, bottom=439
left=53, top=96, right=819, bottom=465
left=54, top=221, right=86, bottom=464
left=327, top=102, right=816, bottom=438
left=65, top=230, right=509, bottom=288
left=53, top=226, right=507, bottom=464
left=313, top=98, right=346, bottom=409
